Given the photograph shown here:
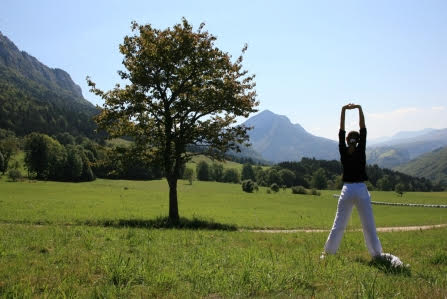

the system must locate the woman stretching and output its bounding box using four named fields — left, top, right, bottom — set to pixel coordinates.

left=322, top=103, right=382, bottom=258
